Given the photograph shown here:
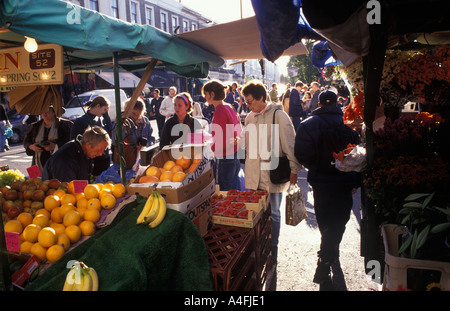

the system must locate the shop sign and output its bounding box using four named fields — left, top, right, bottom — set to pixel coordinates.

left=0, top=44, right=63, bottom=87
